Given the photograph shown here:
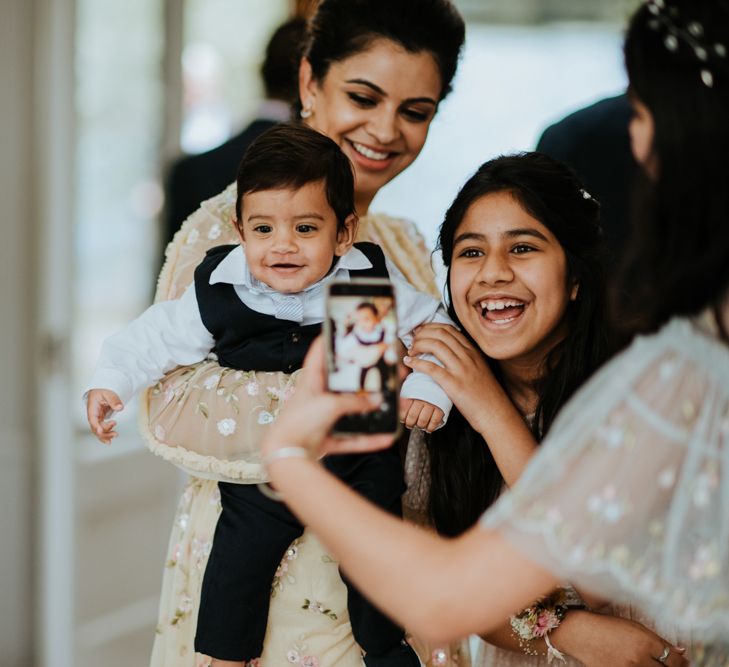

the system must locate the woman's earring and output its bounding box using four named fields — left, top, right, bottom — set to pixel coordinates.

left=300, top=105, right=313, bottom=119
